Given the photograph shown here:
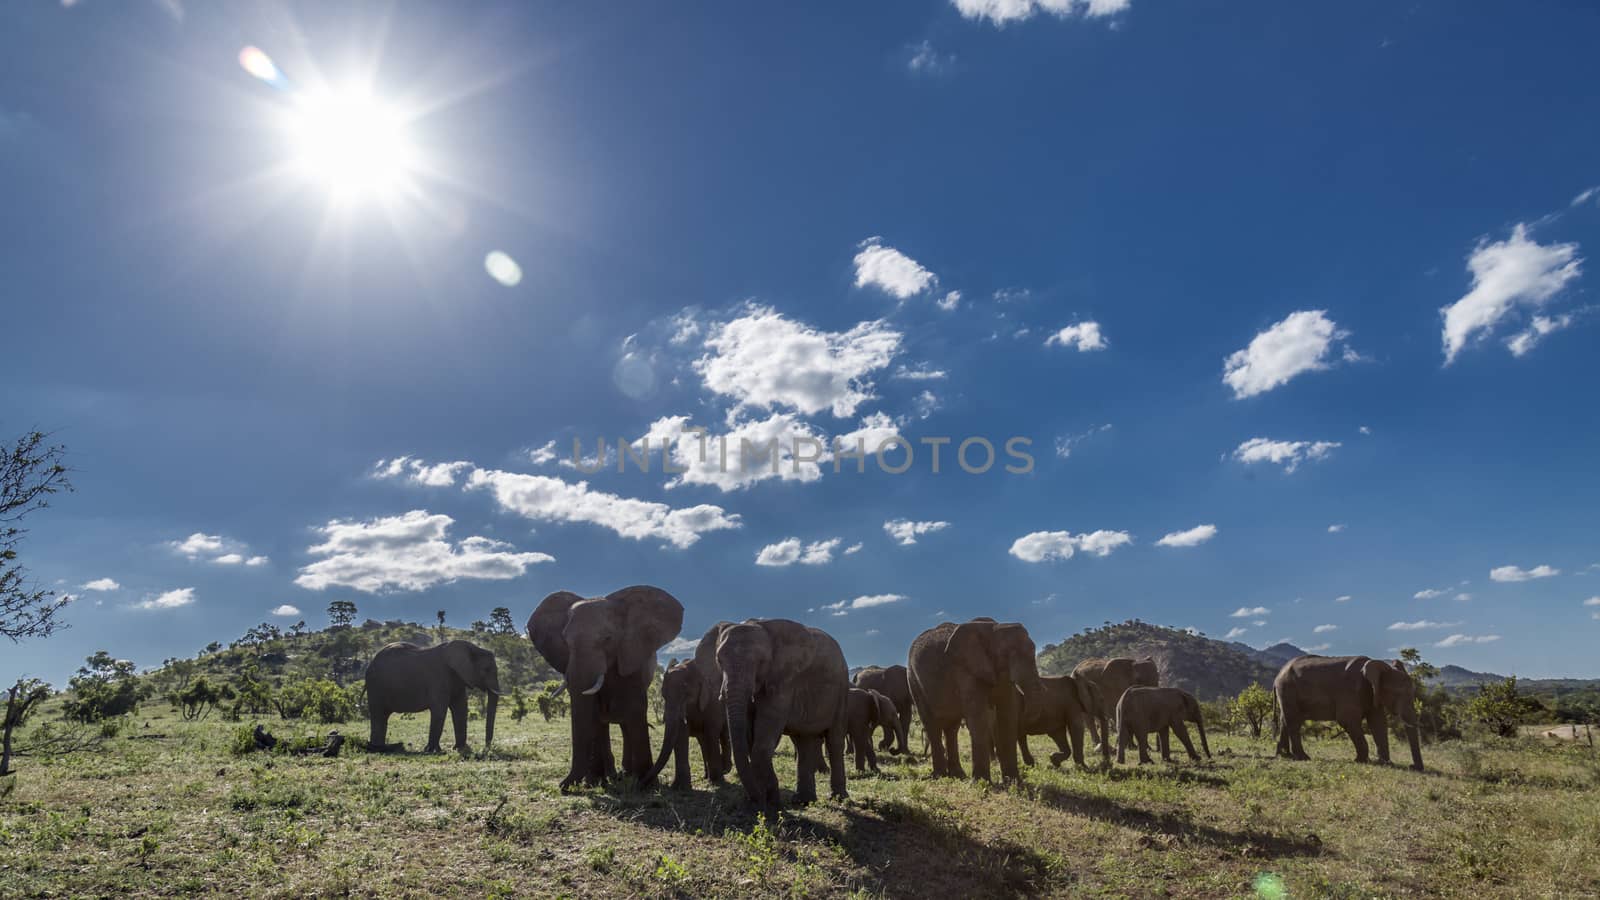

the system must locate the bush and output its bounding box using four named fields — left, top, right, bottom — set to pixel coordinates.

left=62, top=651, right=145, bottom=723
